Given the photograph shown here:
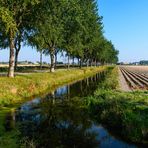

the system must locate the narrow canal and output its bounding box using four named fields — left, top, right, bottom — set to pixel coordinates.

left=5, top=72, right=140, bottom=148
